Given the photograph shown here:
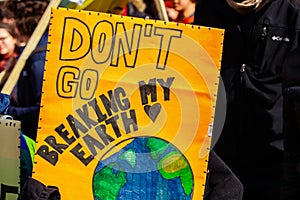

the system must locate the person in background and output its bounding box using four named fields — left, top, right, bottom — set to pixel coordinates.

left=2, top=0, right=49, bottom=189
left=3, top=0, right=49, bottom=141
left=165, top=0, right=179, bottom=21
left=171, top=0, right=196, bottom=24
left=0, top=22, right=19, bottom=89
left=194, top=0, right=300, bottom=199
left=280, top=47, right=300, bottom=200
left=122, top=0, right=159, bottom=19
left=122, top=0, right=152, bottom=18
